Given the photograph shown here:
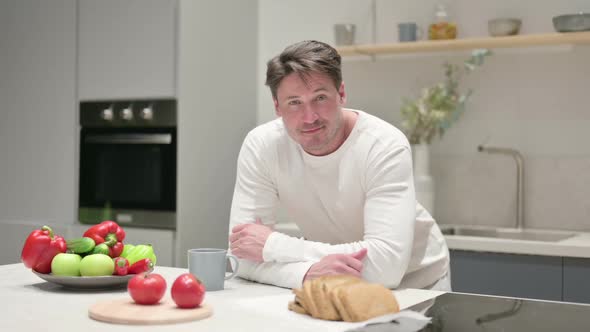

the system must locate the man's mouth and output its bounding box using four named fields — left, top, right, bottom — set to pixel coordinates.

left=300, top=126, right=324, bottom=134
